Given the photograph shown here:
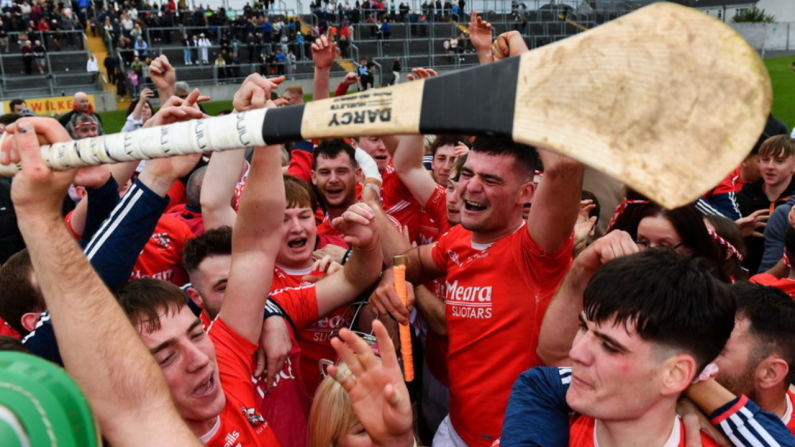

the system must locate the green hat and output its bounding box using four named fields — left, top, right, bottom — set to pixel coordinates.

left=0, top=352, right=99, bottom=447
